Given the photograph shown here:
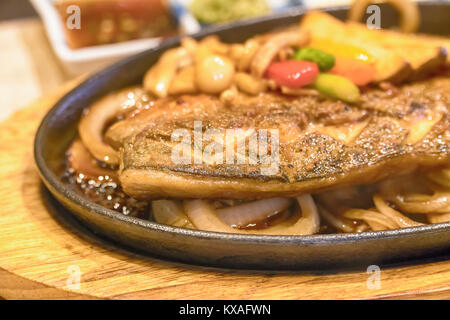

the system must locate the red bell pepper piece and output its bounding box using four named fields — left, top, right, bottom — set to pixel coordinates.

left=265, top=60, right=319, bottom=89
